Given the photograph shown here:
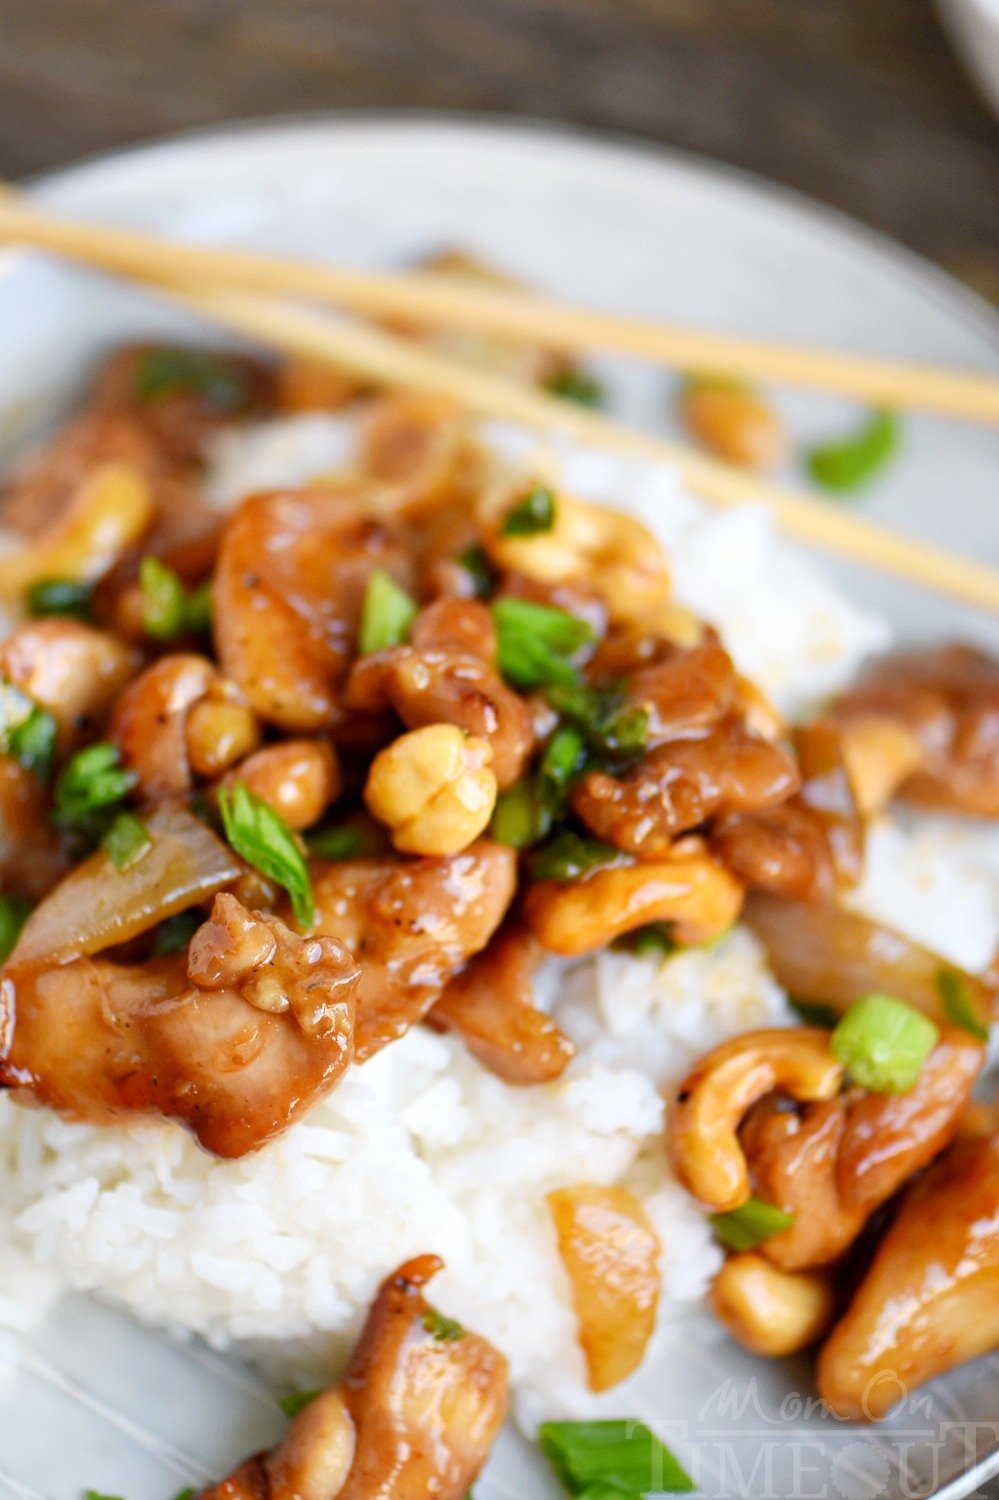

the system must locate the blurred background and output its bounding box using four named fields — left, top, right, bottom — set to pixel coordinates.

left=0, top=0, right=997, bottom=301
